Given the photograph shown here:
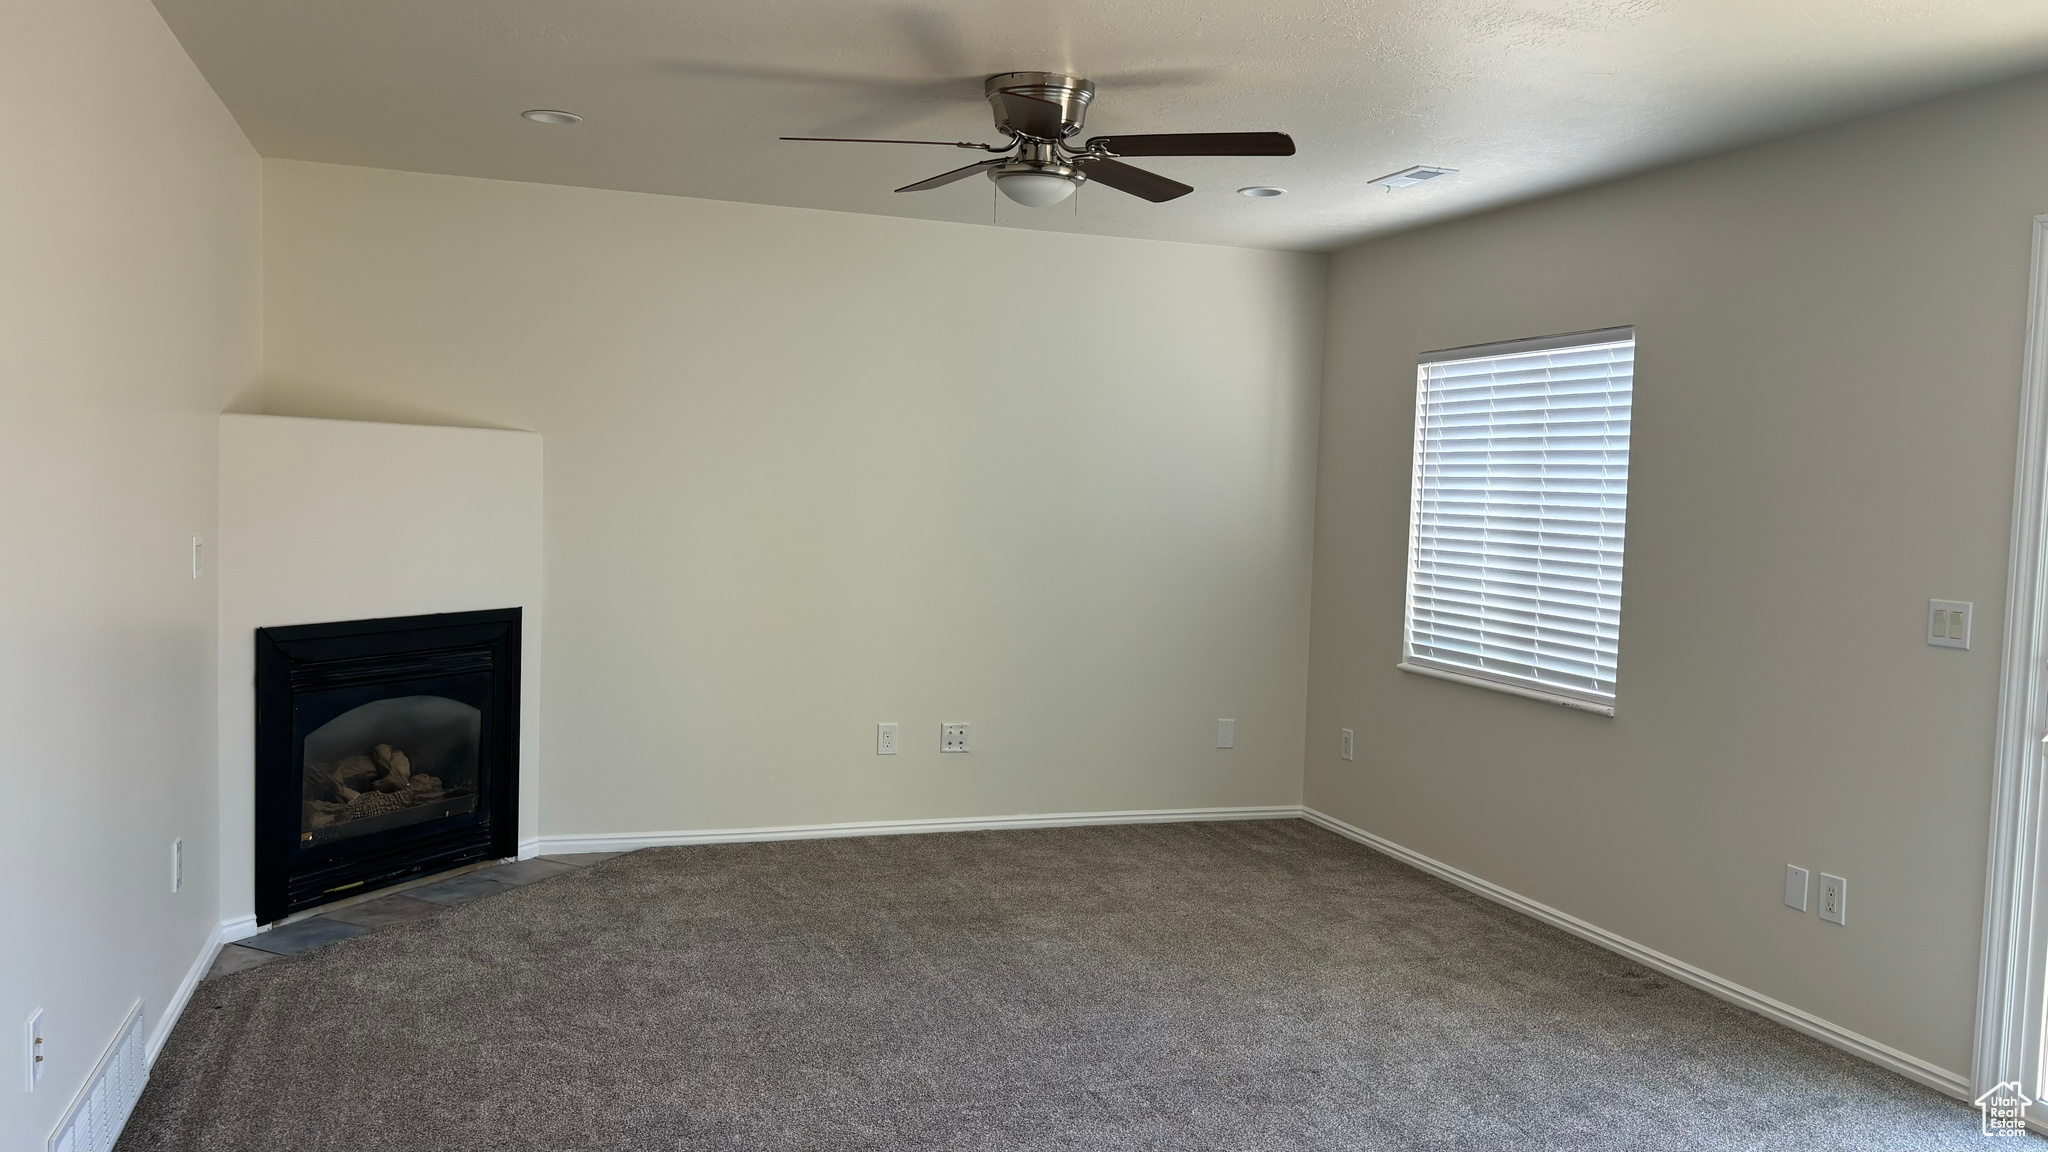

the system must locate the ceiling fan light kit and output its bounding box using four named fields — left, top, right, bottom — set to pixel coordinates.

left=995, top=170, right=1079, bottom=206
left=782, top=71, right=1295, bottom=208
